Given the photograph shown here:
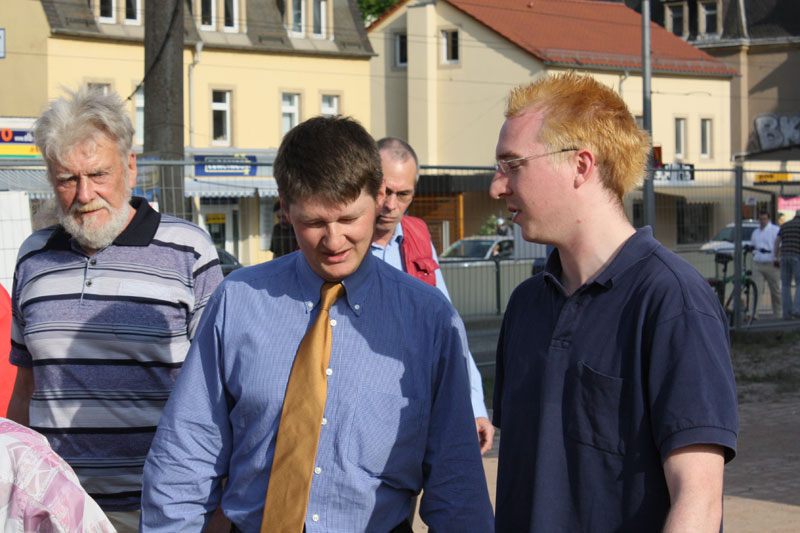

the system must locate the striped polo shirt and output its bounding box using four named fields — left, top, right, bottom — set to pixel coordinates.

left=779, top=217, right=800, bottom=257
left=10, top=197, right=223, bottom=511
